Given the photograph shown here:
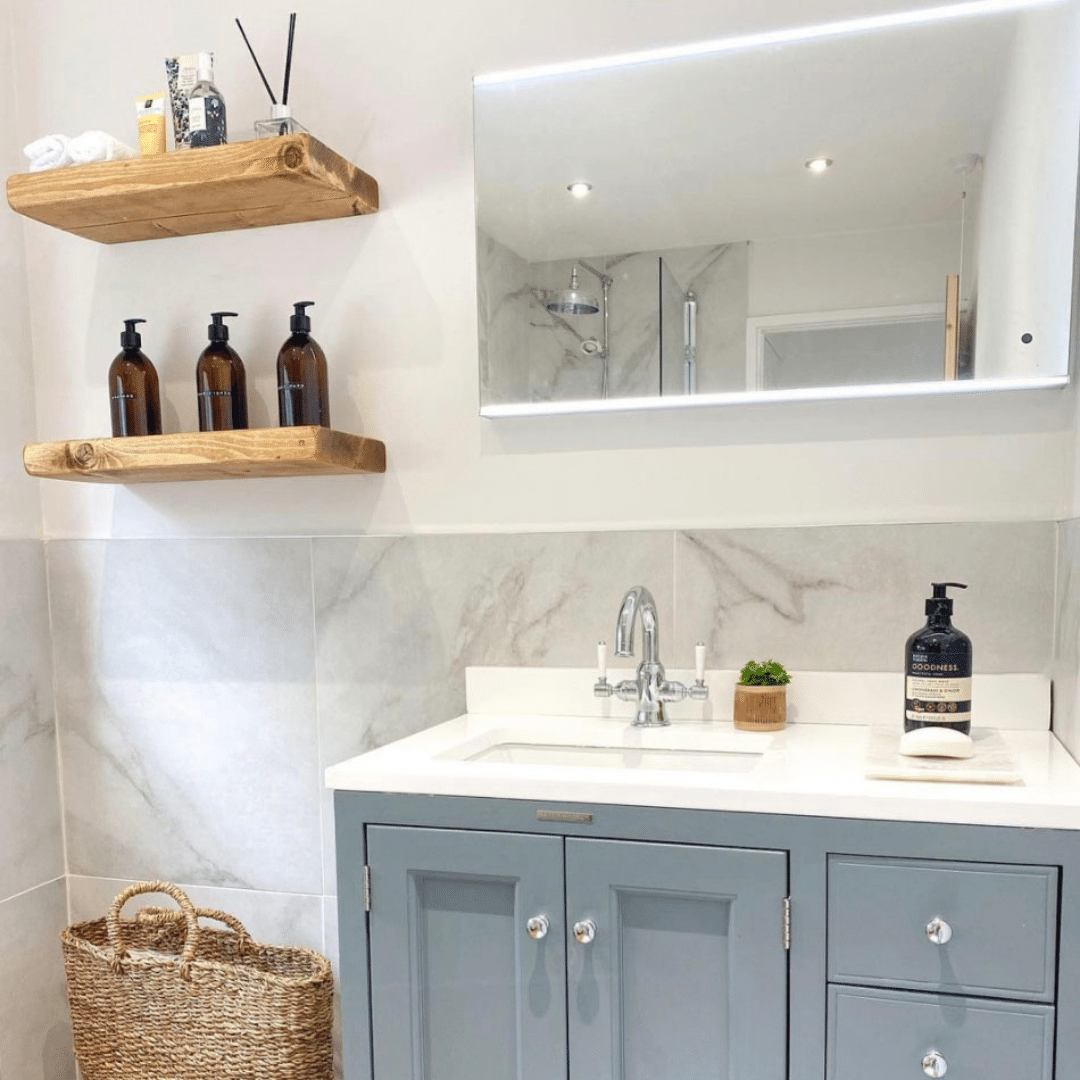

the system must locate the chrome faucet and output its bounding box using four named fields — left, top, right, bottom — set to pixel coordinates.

left=594, top=585, right=708, bottom=726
